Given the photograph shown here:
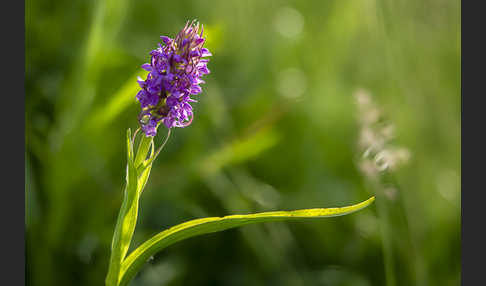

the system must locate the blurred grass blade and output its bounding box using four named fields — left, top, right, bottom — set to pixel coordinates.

left=198, top=128, right=280, bottom=176
left=118, top=196, right=375, bottom=286
left=86, top=70, right=148, bottom=133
